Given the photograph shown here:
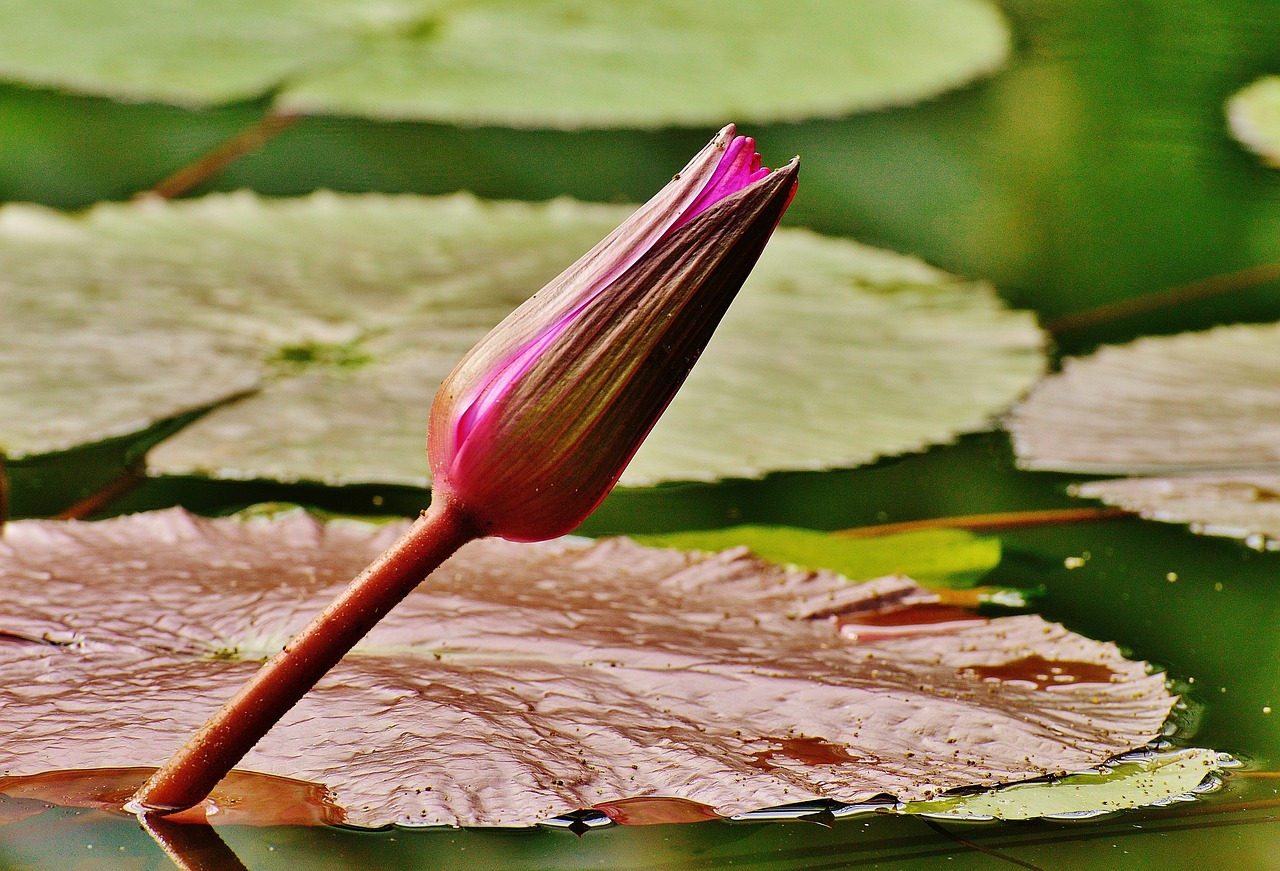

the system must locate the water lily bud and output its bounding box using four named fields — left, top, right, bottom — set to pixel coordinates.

left=429, top=126, right=799, bottom=541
